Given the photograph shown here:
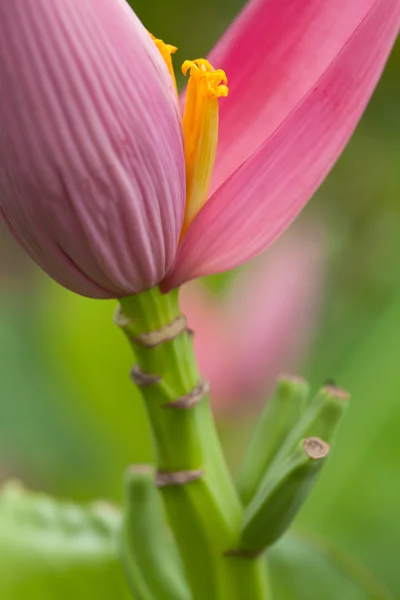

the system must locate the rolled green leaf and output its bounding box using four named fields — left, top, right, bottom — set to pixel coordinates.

left=237, top=375, right=310, bottom=505
left=122, top=465, right=191, bottom=600
left=240, top=438, right=330, bottom=552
